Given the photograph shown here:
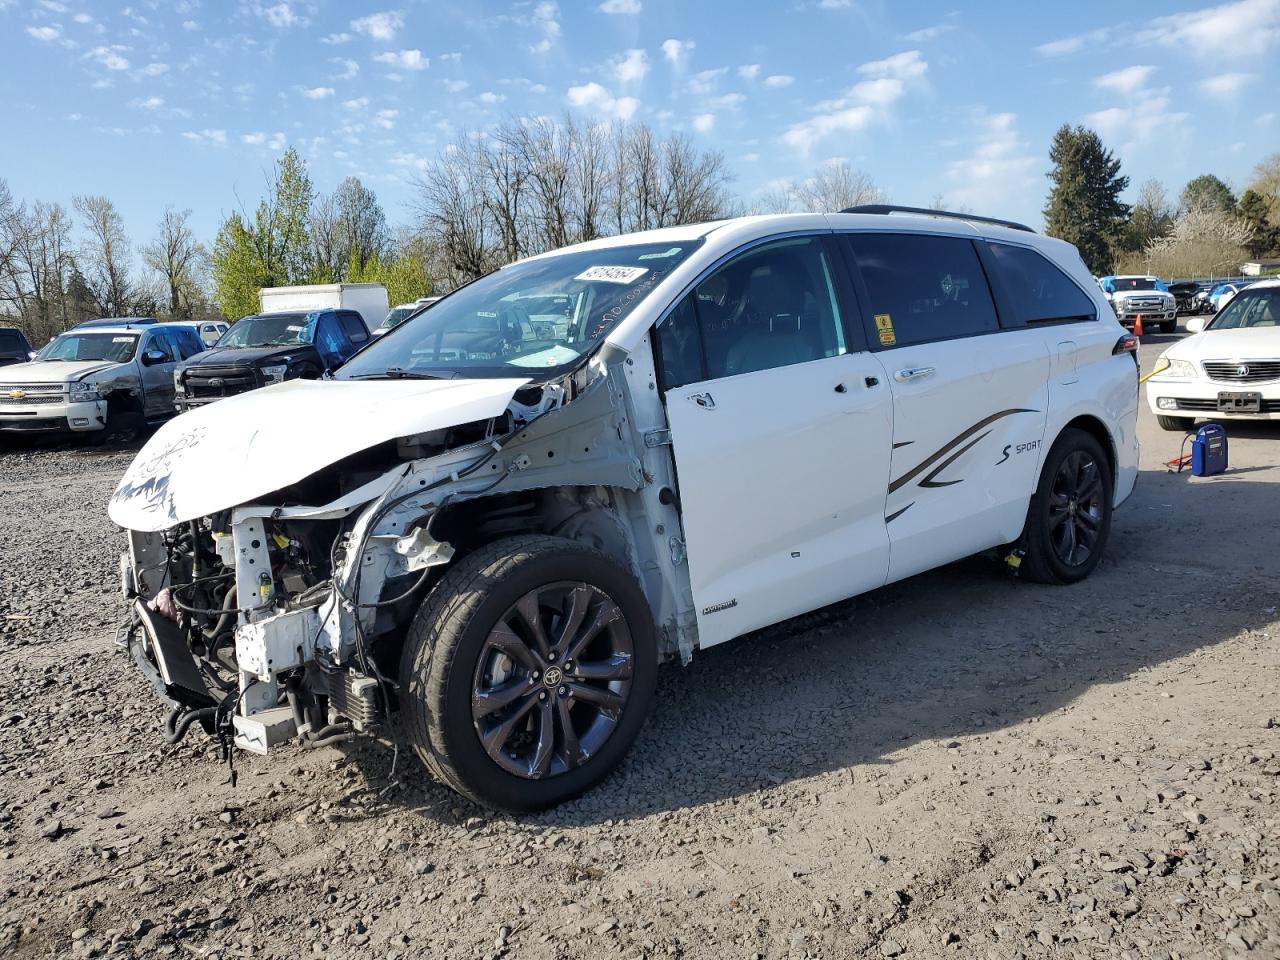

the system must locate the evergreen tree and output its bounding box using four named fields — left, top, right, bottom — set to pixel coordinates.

left=1237, top=189, right=1279, bottom=258
left=1043, top=125, right=1130, bottom=274
left=1179, top=174, right=1236, bottom=215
